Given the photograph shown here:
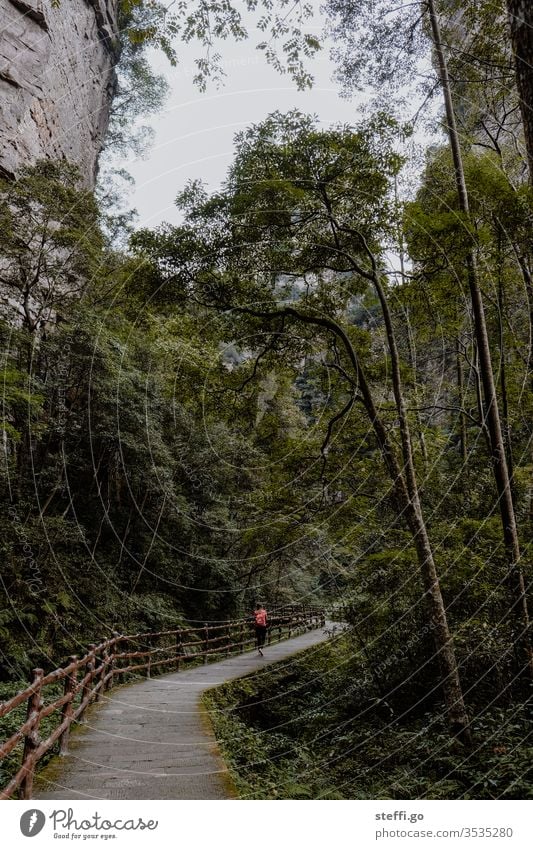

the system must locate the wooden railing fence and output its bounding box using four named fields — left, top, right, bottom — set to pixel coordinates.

left=0, top=605, right=325, bottom=800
